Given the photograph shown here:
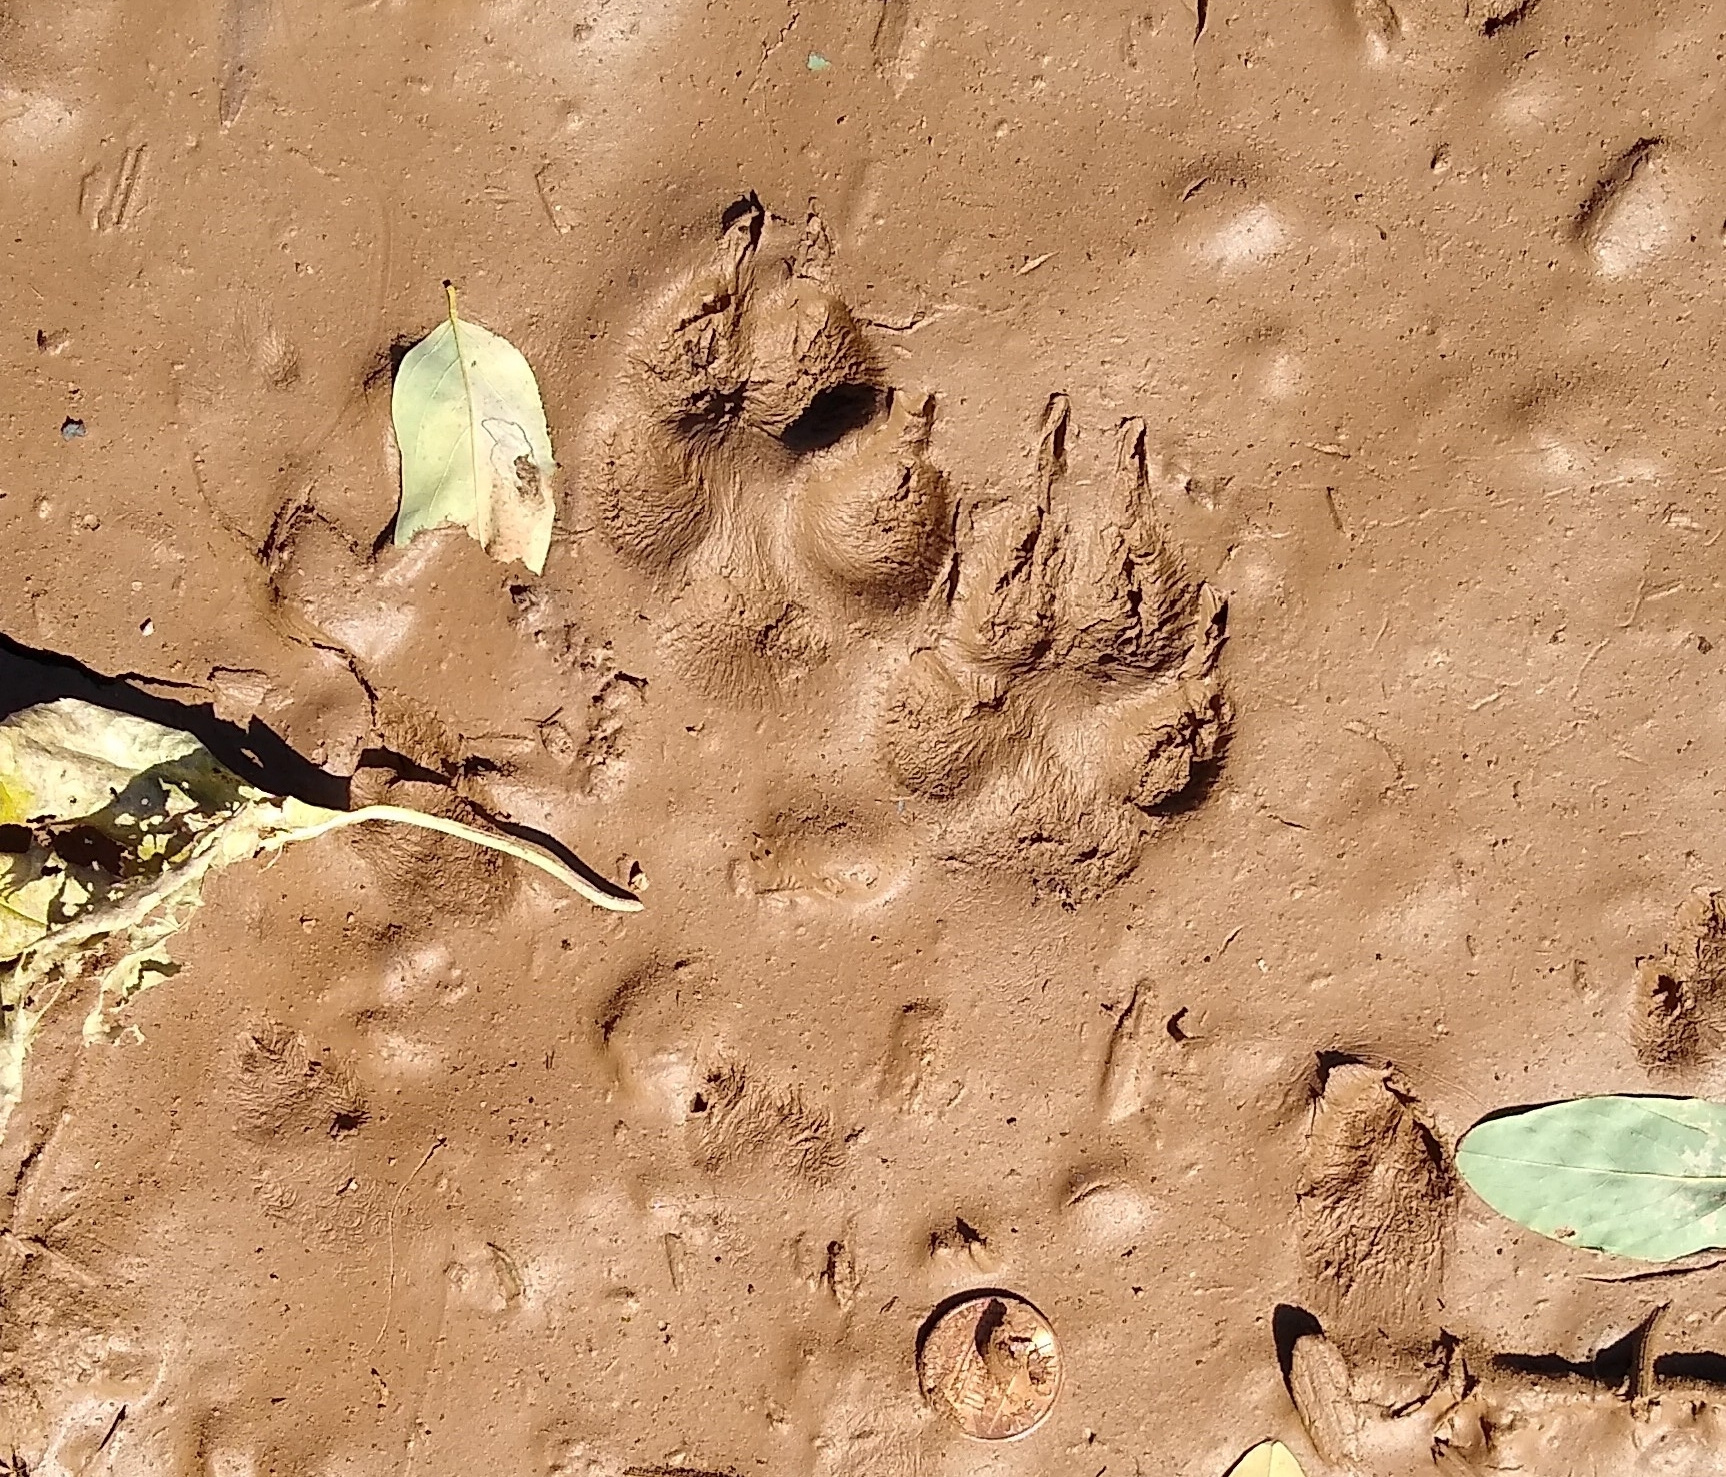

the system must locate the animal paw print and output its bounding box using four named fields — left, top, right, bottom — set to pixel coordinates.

left=879, top=395, right=1228, bottom=901
left=581, top=197, right=950, bottom=694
